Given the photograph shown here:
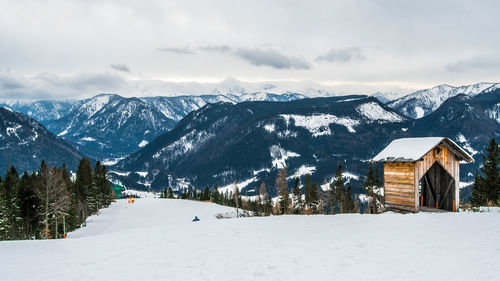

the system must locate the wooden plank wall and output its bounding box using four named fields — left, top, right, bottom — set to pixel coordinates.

left=383, top=162, right=417, bottom=212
